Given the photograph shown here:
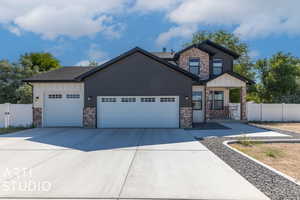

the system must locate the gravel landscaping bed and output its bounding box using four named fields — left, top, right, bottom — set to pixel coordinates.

left=199, top=126, right=300, bottom=200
